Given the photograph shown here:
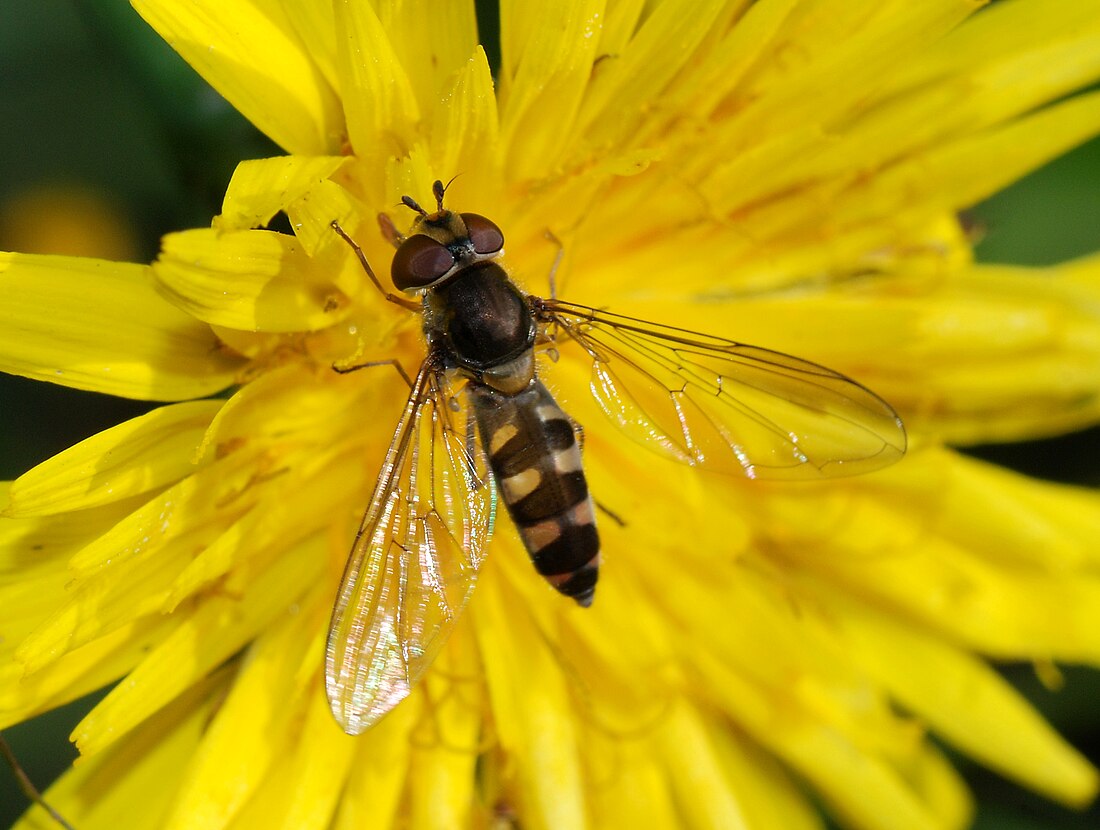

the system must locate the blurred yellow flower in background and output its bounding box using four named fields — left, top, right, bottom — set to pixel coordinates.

left=3, top=2, right=1100, bottom=829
